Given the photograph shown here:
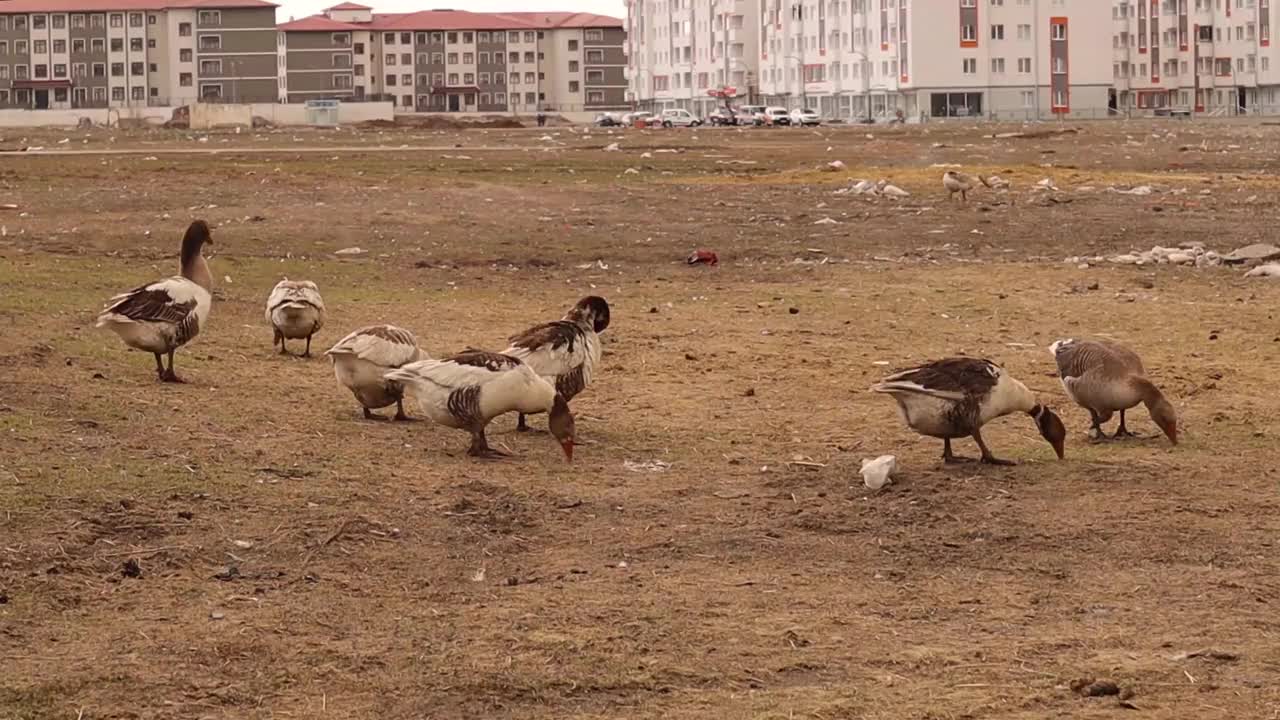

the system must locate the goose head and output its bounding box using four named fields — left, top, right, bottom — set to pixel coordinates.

left=1031, top=404, right=1067, bottom=459
left=1148, top=396, right=1178, bottom=445
left=567, top=295, right=611, bottom=333
left=548, top=394, right=576, bottom=462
